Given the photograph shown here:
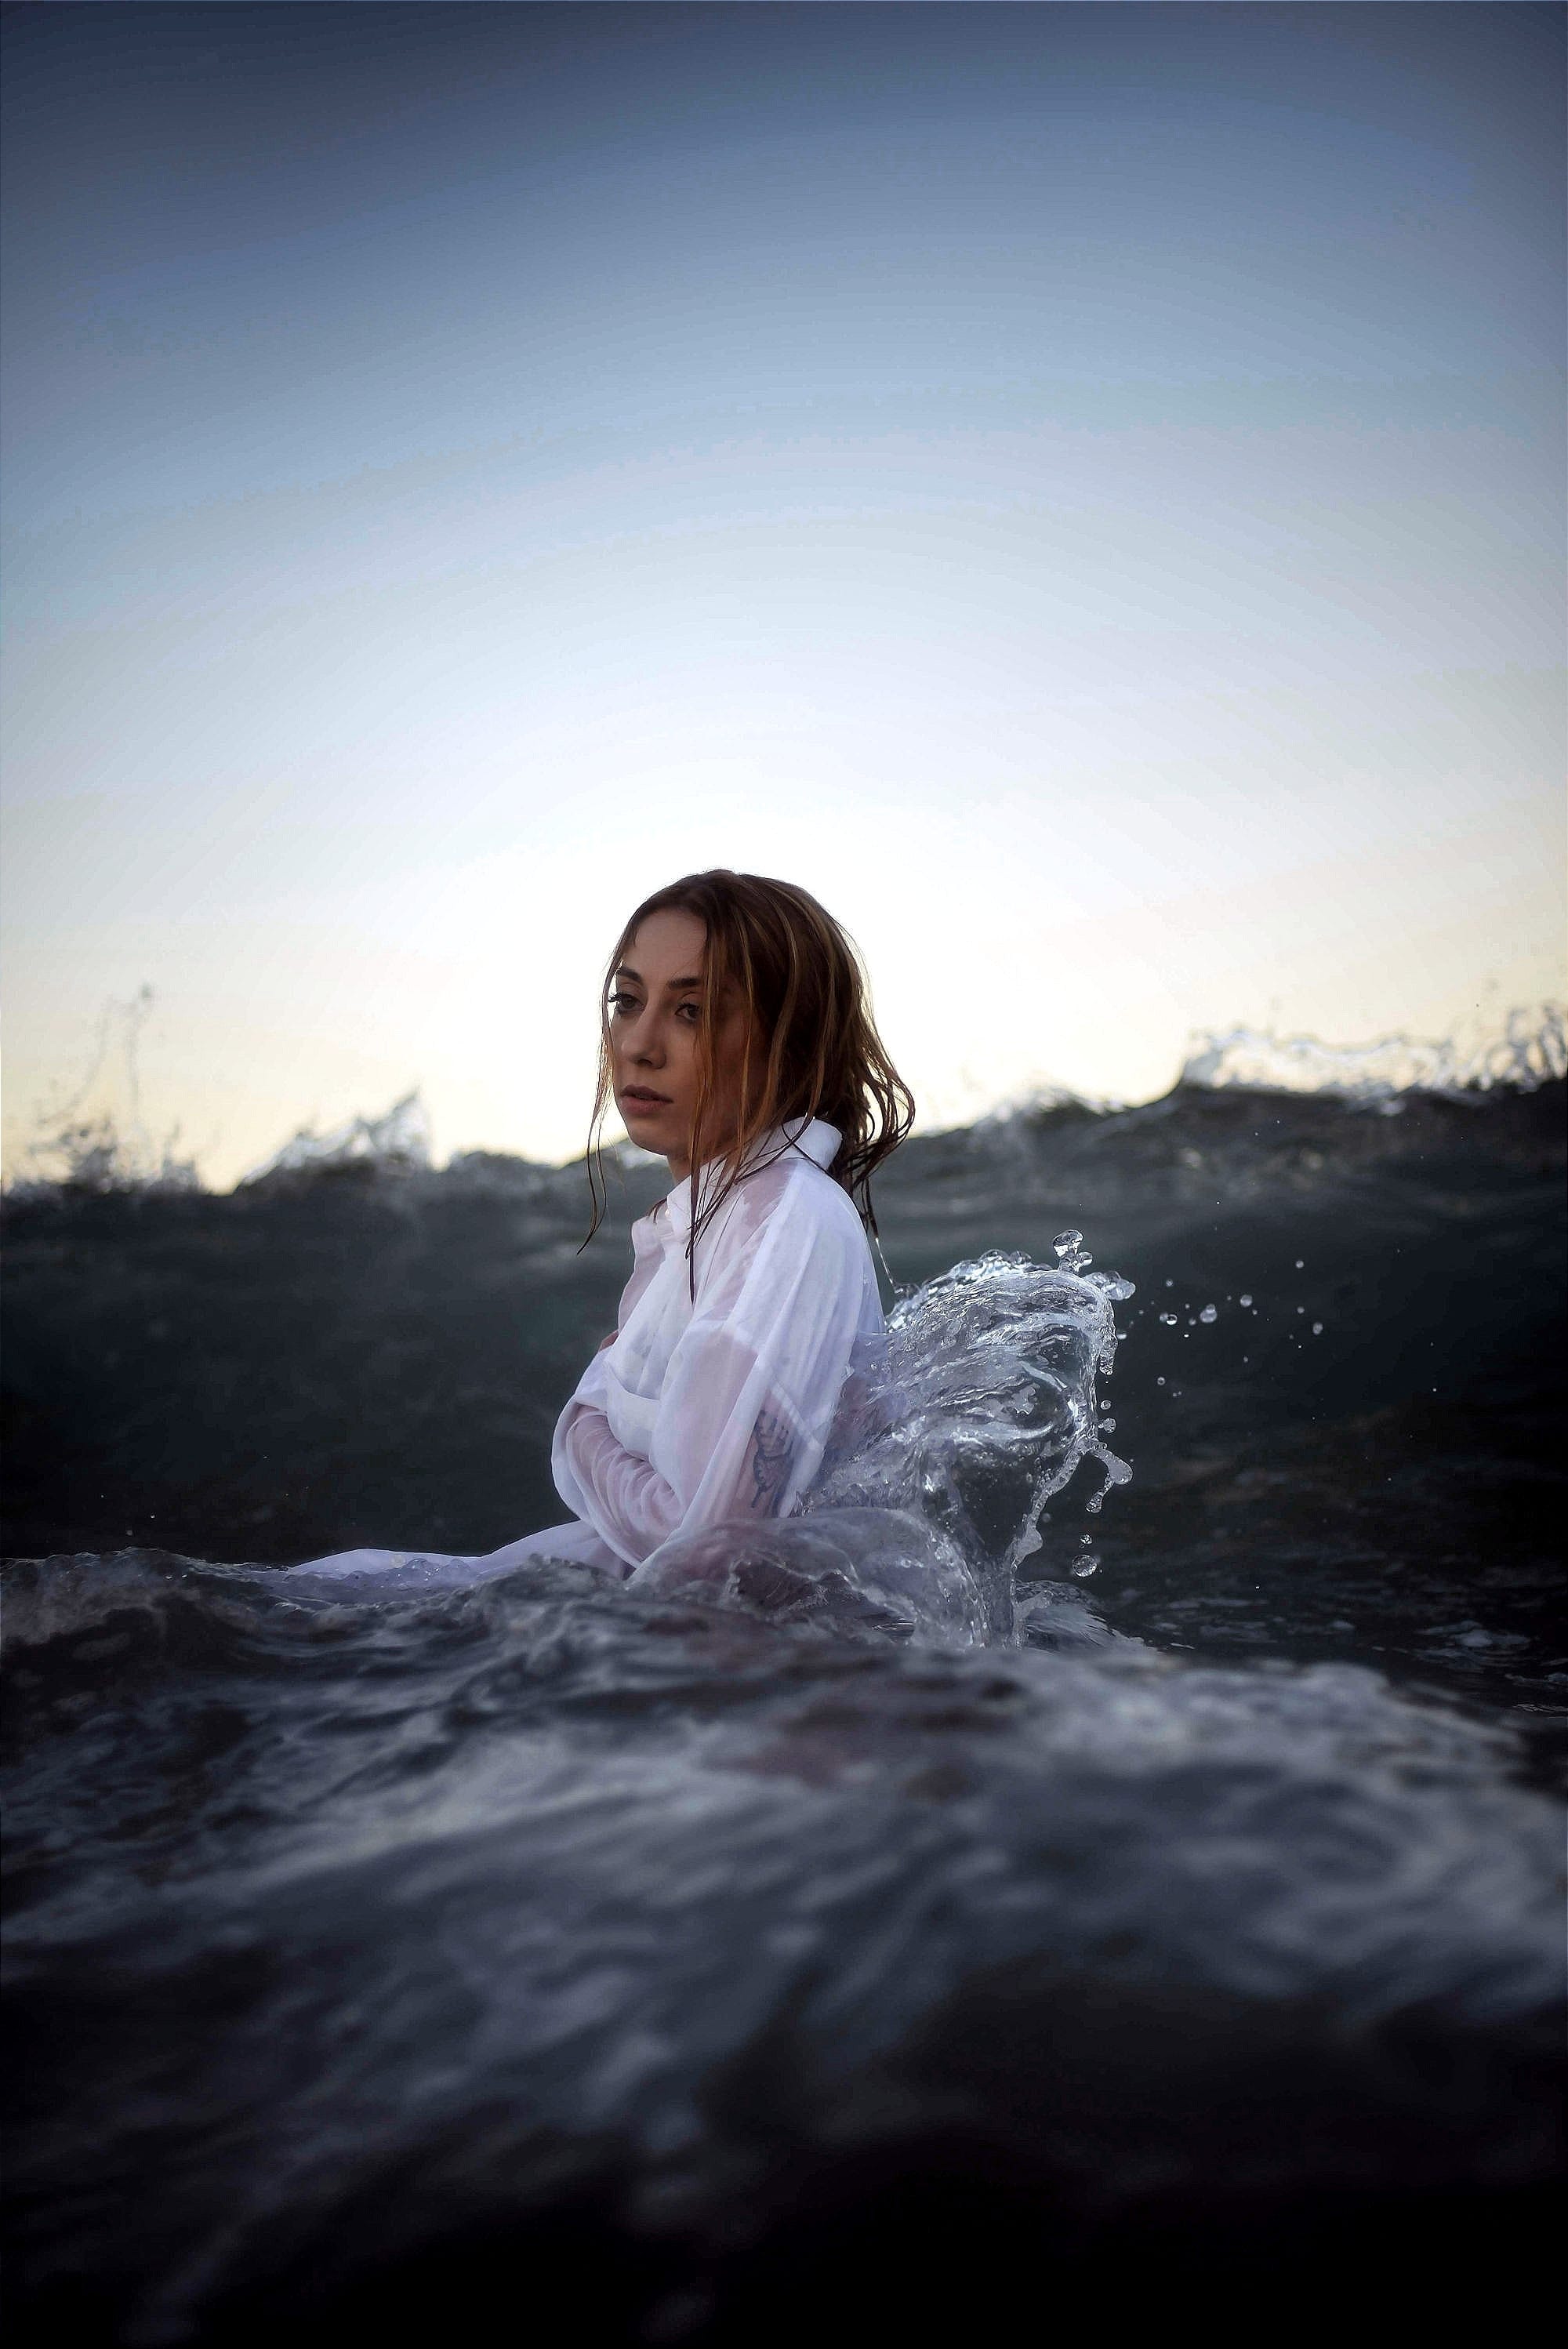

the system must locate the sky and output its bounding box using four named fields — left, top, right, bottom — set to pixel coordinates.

left=2, top=2, right=1563, bottom=1186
